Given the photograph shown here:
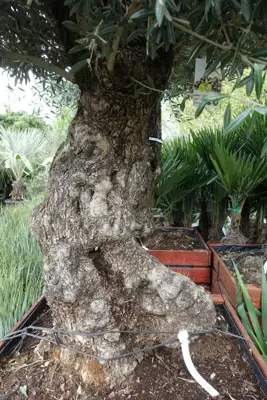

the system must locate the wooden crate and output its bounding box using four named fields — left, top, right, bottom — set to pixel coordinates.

left=147, top=227, right=211, bottom=267
left=146, top=227, right=211, bottom=289
left=209, top=243, right=262, bottom=309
